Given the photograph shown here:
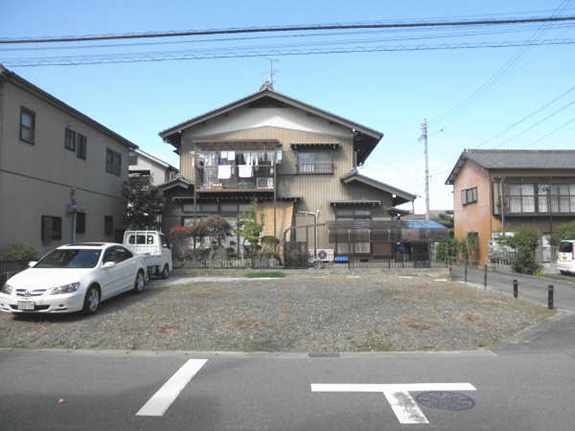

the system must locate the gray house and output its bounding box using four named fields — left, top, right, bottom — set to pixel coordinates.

left=0, top=66, right=138, bottom=254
